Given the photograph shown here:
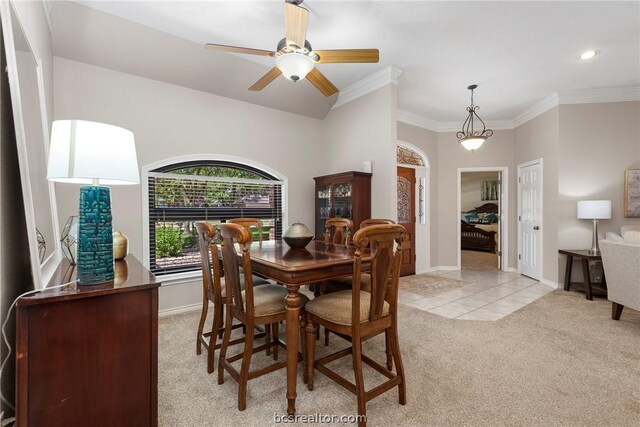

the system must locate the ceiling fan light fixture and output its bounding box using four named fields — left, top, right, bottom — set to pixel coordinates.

left=275, top=53, right=314, bottom=82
